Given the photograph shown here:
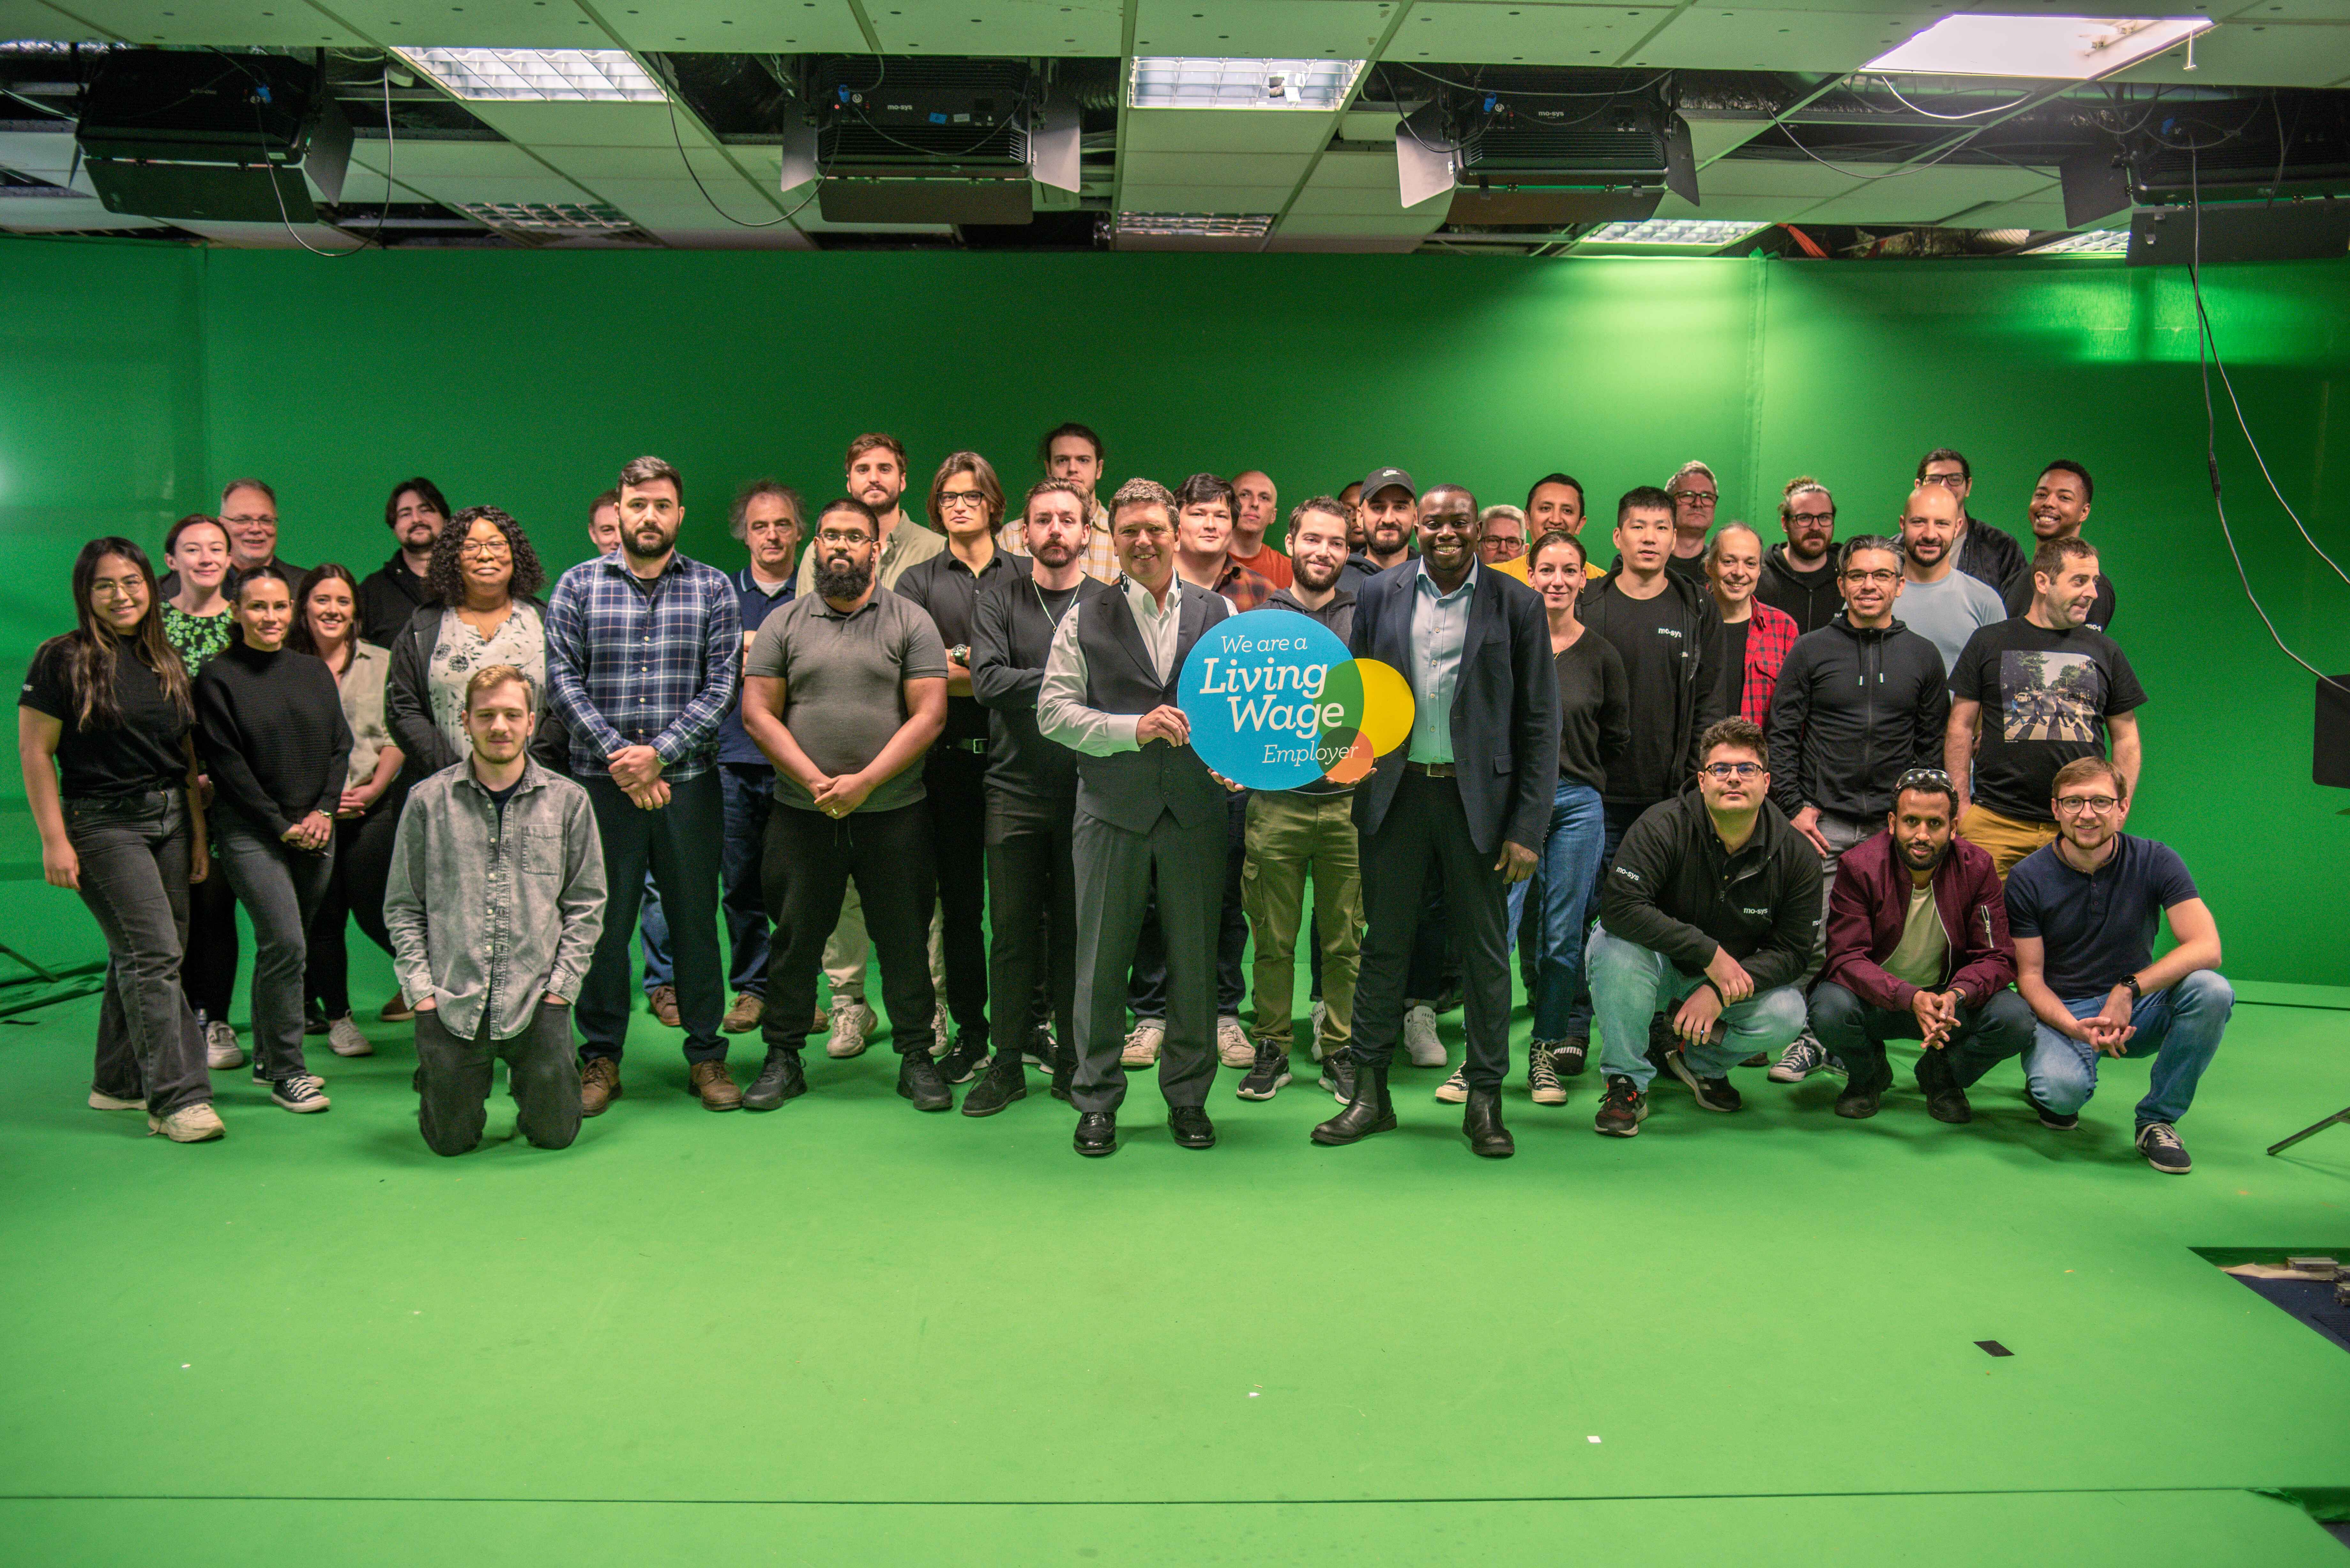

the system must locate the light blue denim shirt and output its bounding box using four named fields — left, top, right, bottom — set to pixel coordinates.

left=1406, top=559, right=1479, bottom=764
